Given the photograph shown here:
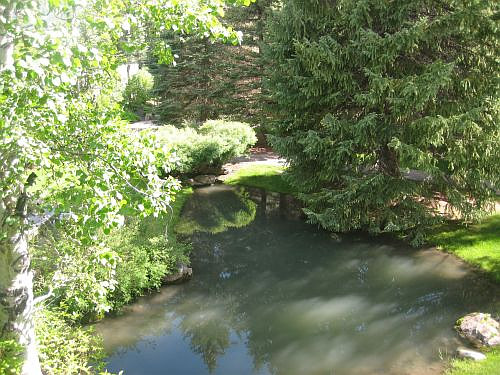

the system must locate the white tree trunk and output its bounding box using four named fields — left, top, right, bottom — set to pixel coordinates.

left=1, top=2, right=43, bottom=374
left=0, top=222, right=42, bottom=375
left=0, top=2, right=14, bottom=71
